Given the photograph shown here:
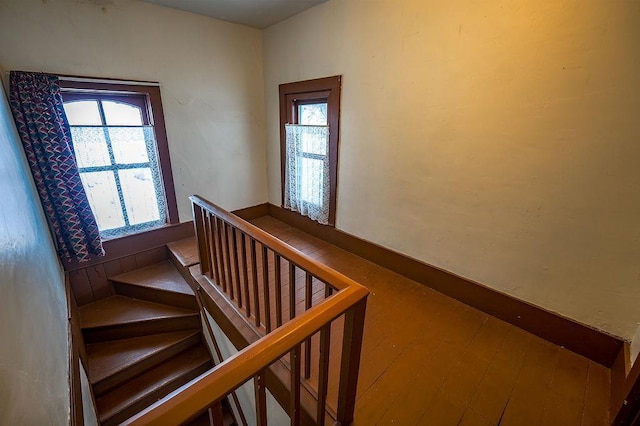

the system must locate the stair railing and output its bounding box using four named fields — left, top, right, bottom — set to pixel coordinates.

left=123, top=195, right=369, bottom=425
